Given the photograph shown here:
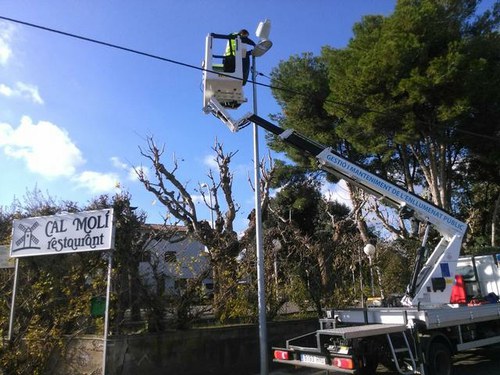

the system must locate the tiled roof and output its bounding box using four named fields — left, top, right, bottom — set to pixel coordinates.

left=142, top=223, right=188, bottom=232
